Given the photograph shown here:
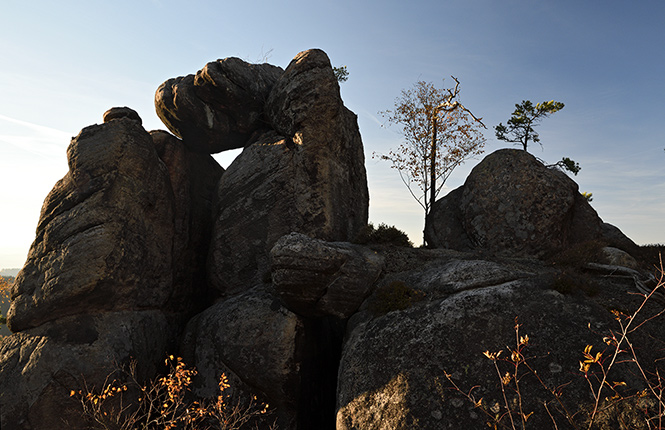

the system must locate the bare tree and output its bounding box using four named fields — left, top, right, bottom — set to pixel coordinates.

left=377, top=77, right=486, bottom=244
